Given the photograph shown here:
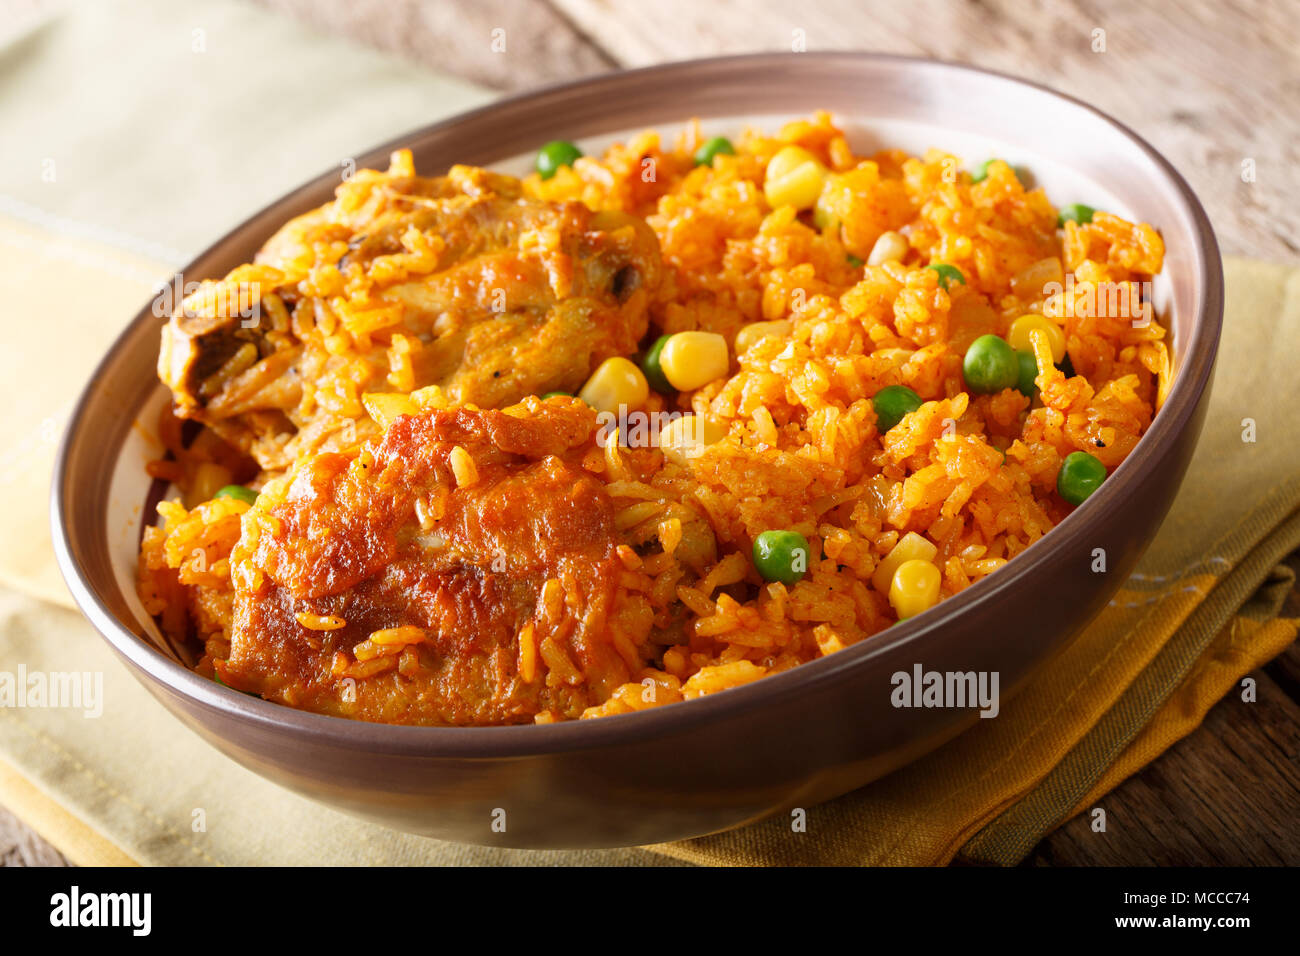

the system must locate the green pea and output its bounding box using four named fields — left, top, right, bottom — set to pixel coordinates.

left=215, top=484, right=258, bottom=505
left=962, top=334, right=1019, bottom=394
left=846, top=254, right=864, bottom=268
left=970, top=158, right=998, bottom=183
left=536, top=140, right=583, bottom=180
left=925, top=263, right=965, bottom=291
left=641, top=334, right=674, bottom=393
left=1057, top=203, right=1095, bottom=228
left=752, top=530, right=810, bottom=585
left=540, top=390, right=570, bottom=400
left=872, top=384, right=924, bottom=433
left=1057, top=451, right=1107, bottom=505
left=693, top=136, right=735, bottom=167
left=972, top=159, right=1025, bottom=186
left=1014, top=350, right=1039, bottom=398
